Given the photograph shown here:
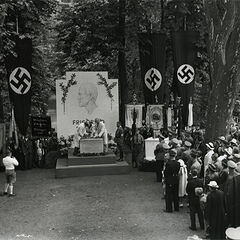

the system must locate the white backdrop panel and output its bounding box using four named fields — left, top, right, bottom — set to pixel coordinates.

left=56, top=72, right=119, bottom=138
